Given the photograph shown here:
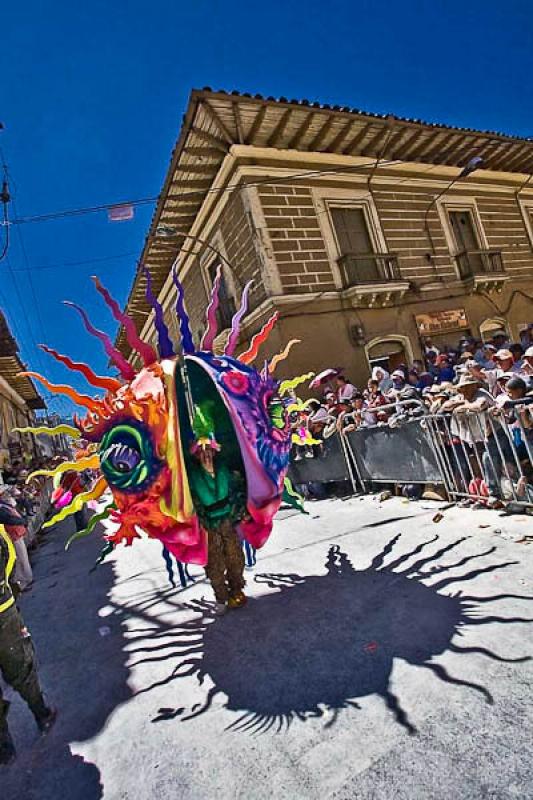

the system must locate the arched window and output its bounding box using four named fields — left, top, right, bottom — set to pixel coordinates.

left=479, top=317, right=509, bottom=342
left=365, top=336, right=414, bottom=373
